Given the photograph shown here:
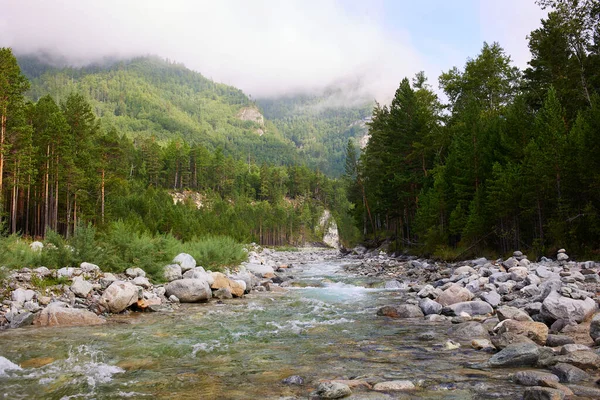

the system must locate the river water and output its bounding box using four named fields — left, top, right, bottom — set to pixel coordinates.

left=1, top=250, right=533, bottom=399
